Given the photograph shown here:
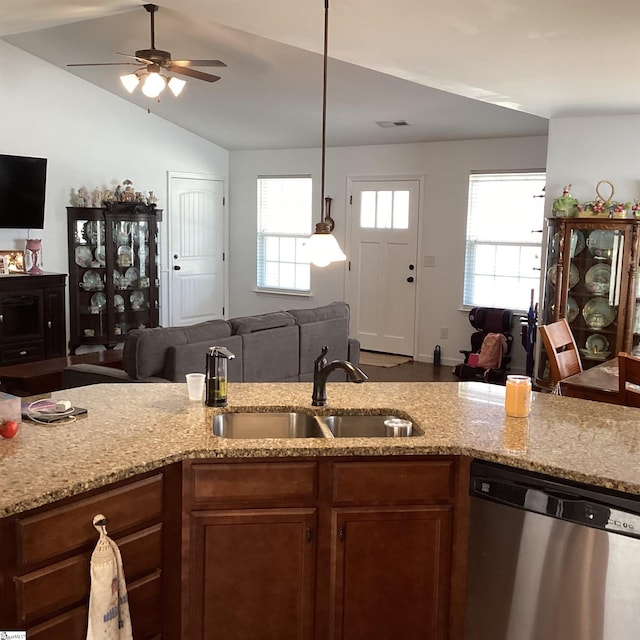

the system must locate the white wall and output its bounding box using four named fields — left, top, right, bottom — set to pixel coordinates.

left=0, top=41, right=229, bottom=333
left=546, top=115, right=640, bottom=209
left=229, top=136, right=548, bottom=370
